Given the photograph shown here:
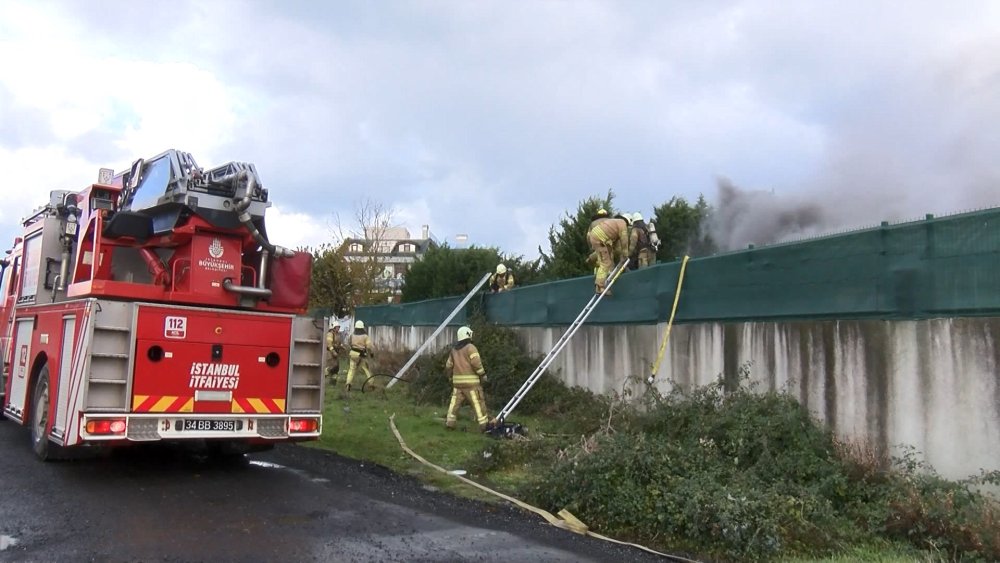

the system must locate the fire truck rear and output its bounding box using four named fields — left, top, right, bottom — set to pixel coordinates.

left=0, top=150, right=325, bottom=460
